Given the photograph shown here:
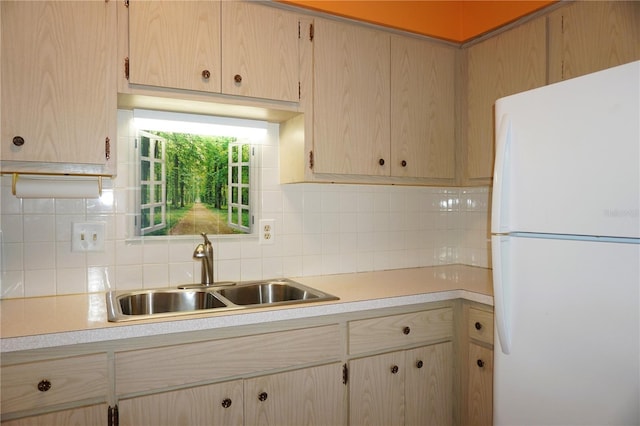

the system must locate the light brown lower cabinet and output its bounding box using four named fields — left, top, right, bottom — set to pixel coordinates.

left=118, top=363, right=344, bottom=426
left=118, top=380, right=243, bottom=426
left=464, top=305, right=495, bottom=426
left=467, top=343, right=493, bottom=426
left=1, top=404, right=107, bottom=426
left=349, top=342, right=453, bottom=426
left=244, top=363, right=345, bottom=426
left=1, top=302, right=494, bottom=425
left=0, top=353, right=109, bottom=425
